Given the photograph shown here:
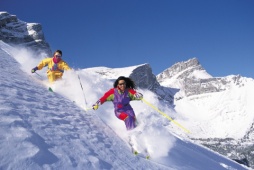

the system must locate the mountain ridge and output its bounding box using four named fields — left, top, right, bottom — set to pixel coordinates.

left=0, top=11, right=51, bottom=55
